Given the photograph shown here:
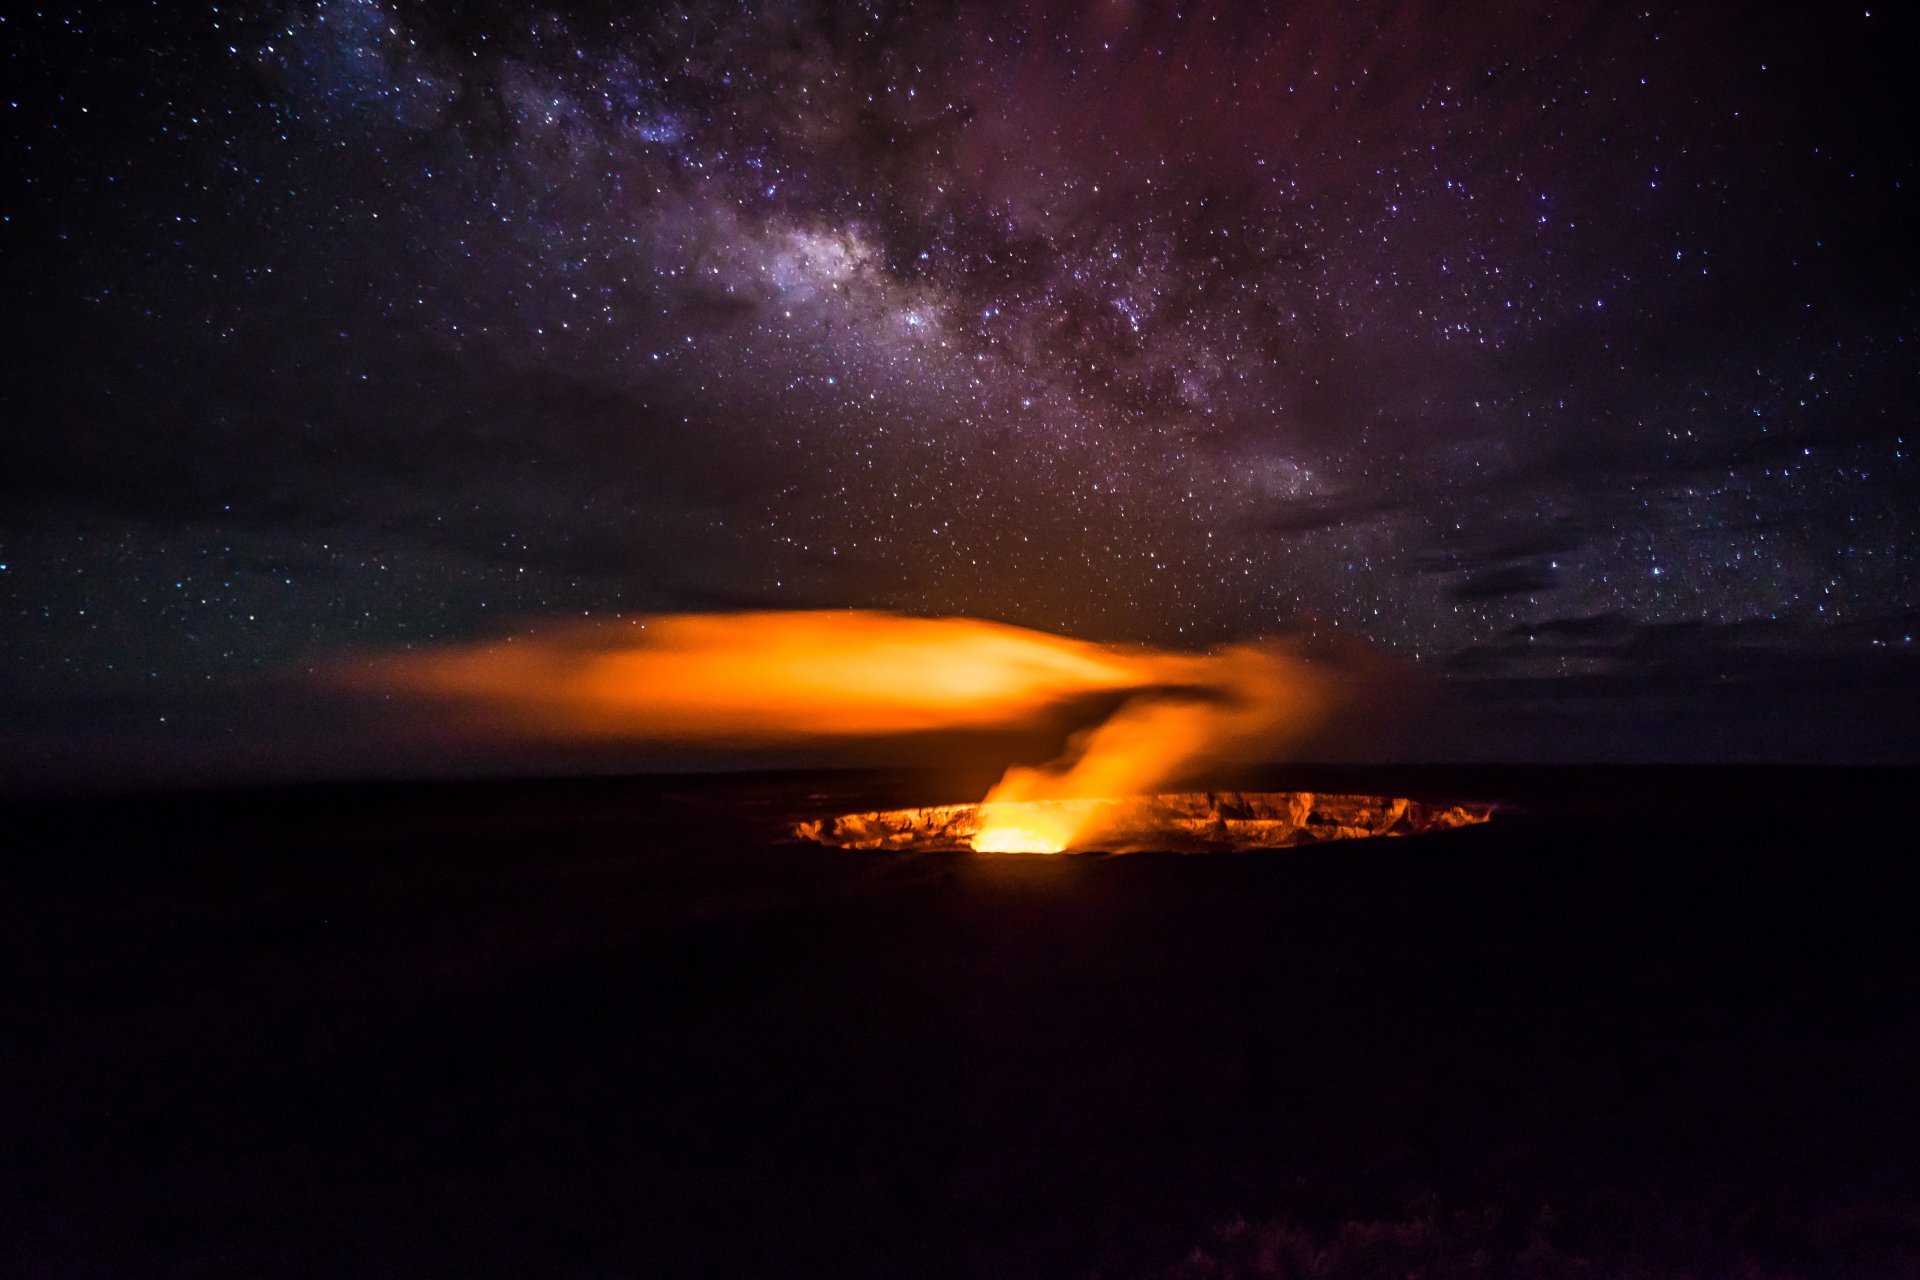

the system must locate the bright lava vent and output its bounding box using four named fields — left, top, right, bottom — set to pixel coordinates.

left=795, top=791, right=1495, bottom=854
